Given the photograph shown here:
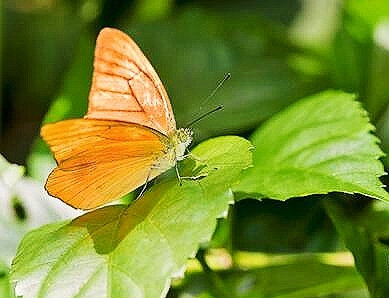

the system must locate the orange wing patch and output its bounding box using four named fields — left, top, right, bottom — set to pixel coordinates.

left=85, top=27, right=176, bottom=135
left=41, top=119, right=169, bottom=209
left=41, top=28, right=194, bottom=210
